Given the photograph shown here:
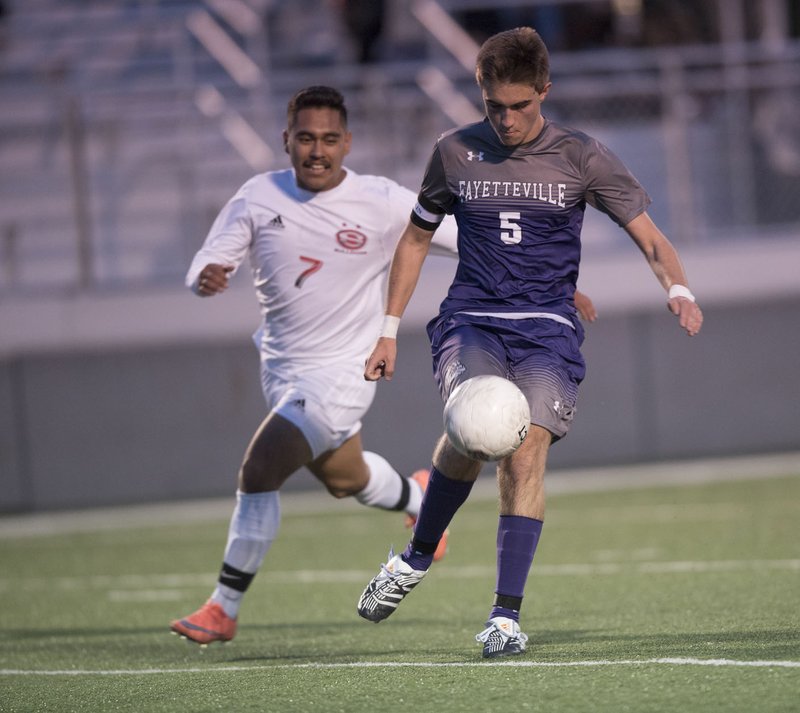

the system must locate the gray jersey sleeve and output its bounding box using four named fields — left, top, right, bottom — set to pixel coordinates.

left=581, top=136, right=651, bottom=226
left=415, top=143, right=455, bottom=219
